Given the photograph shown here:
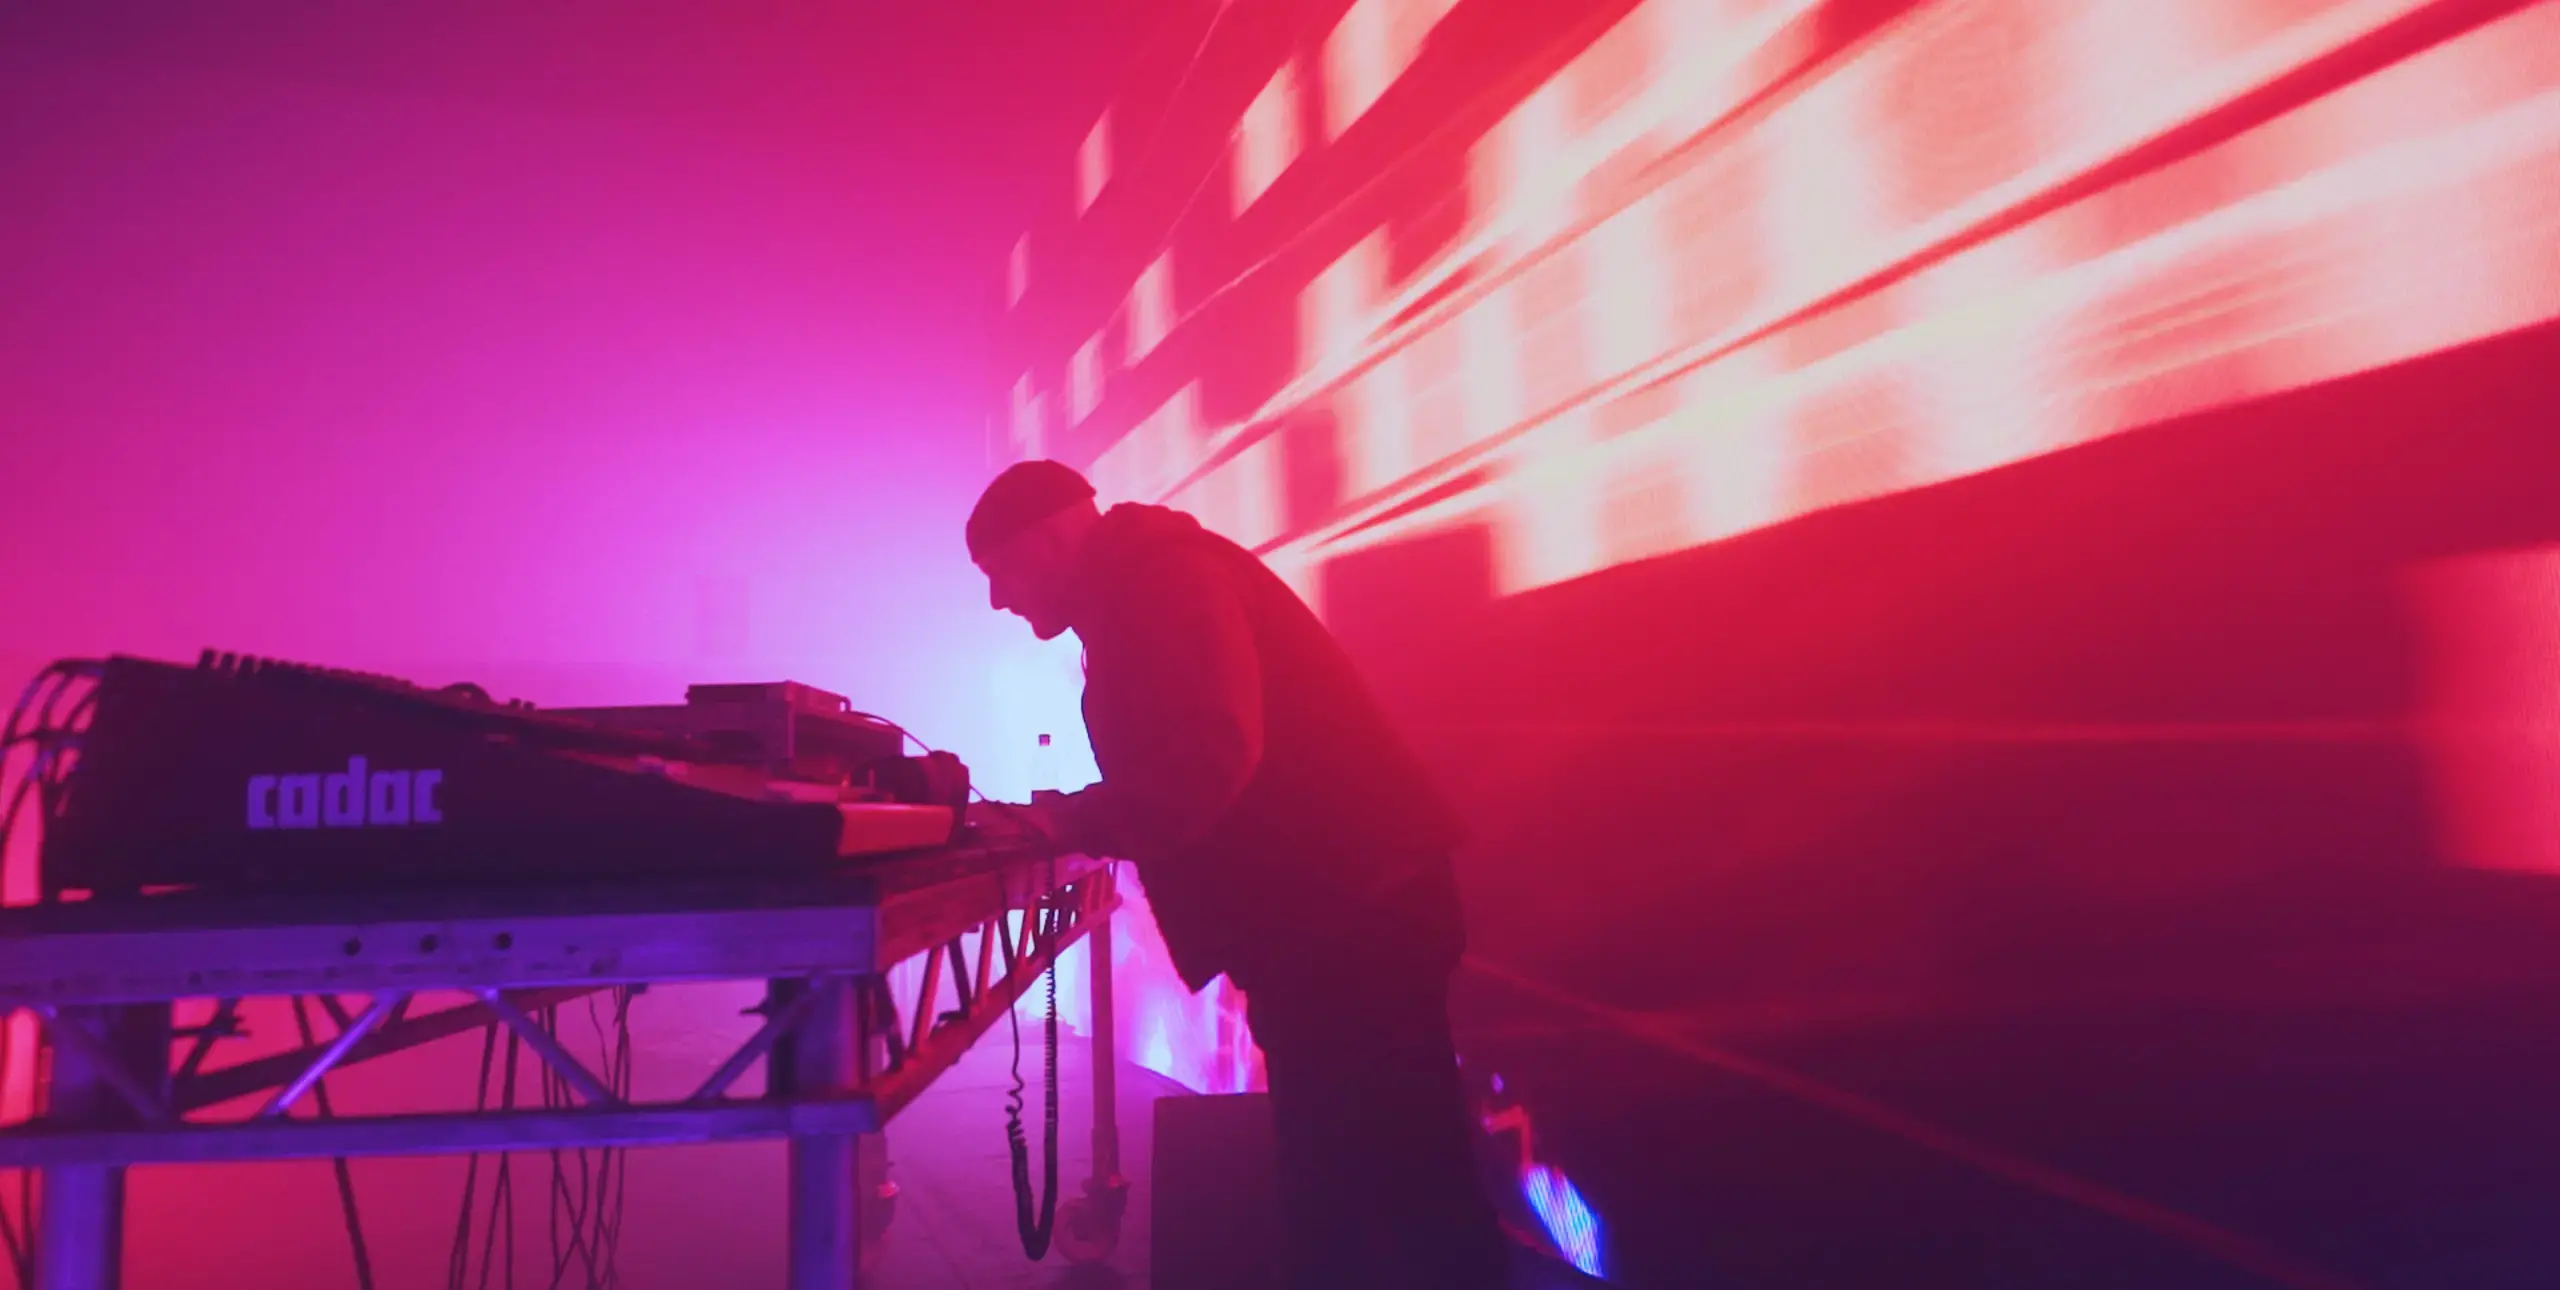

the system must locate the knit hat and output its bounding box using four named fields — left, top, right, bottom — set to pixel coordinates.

left=966, top=459, right=1097, bottom=563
